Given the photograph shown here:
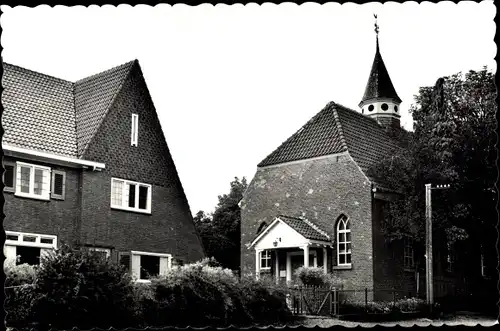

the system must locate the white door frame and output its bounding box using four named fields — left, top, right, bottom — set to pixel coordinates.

left=286, top=249, right=318, bottom=283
